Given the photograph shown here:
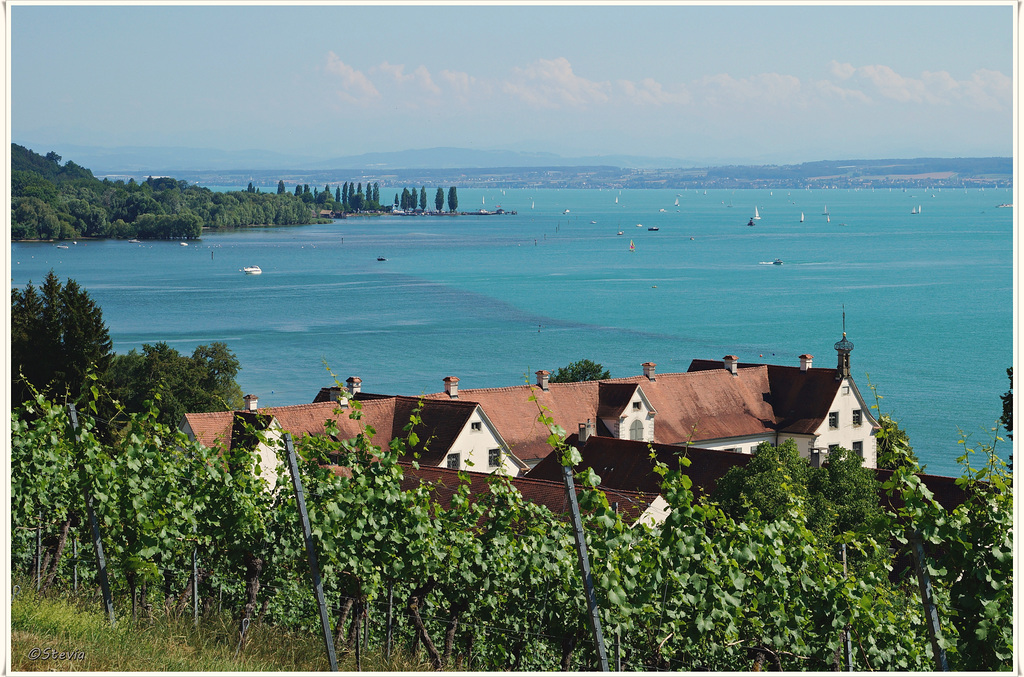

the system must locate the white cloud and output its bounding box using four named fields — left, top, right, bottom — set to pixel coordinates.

left=616, top=77, right=691, bottom=106
left=439, top=69, right=477, bottom=97
left=820, top=63, right=1010, bottom=110
left=375, top=61, right=442, bottom=96
left=829, top=61, right=856, bottom=80
left=503, top=57, right=610, bottom=108
left=325, top=52, right=379, bottom=102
